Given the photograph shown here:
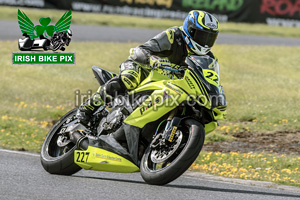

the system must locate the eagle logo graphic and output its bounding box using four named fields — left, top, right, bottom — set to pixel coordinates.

left=18, top=9, right=73, bottom=51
